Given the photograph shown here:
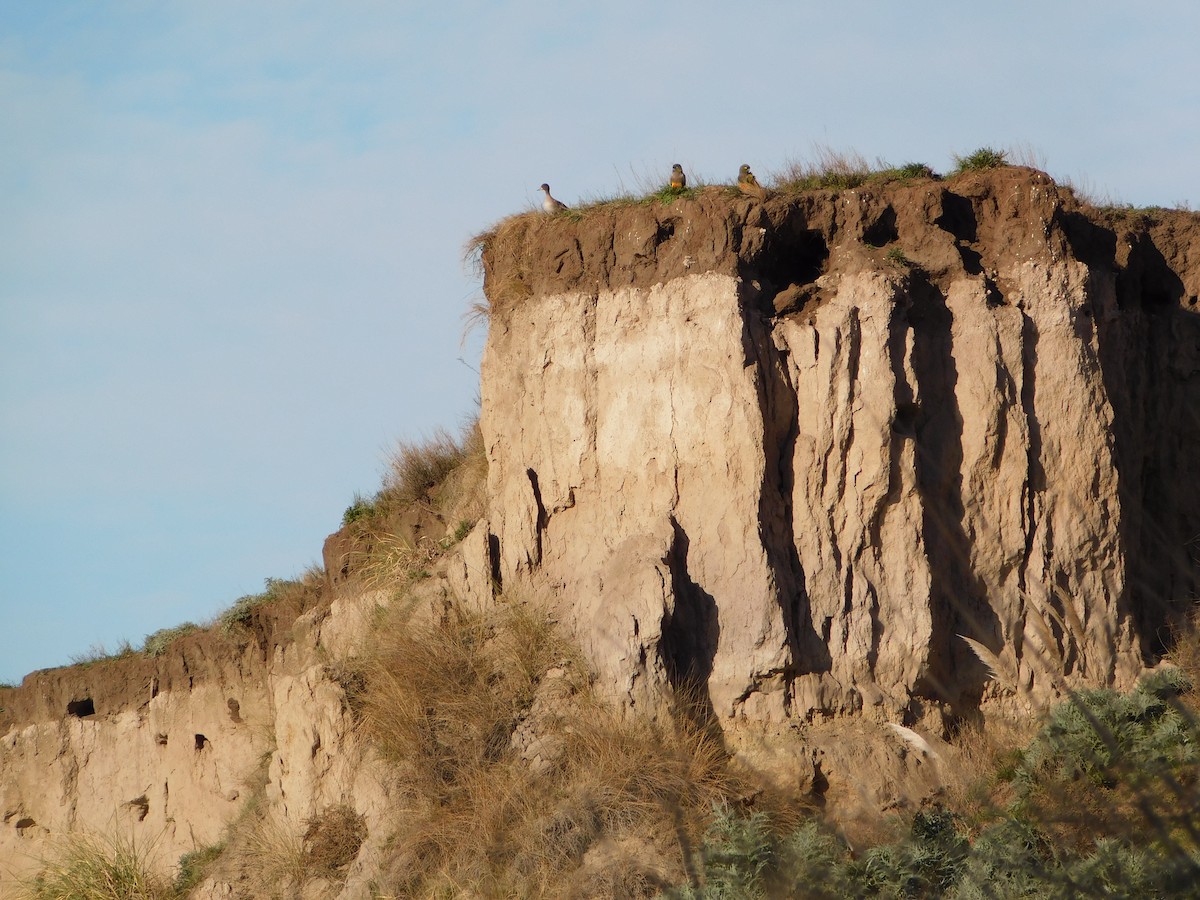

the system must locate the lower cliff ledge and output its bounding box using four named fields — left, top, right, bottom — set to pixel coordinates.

left=0, top=582, right=393, bottom=895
